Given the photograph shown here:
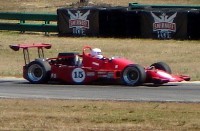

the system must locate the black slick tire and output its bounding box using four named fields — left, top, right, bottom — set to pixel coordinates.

left=25, top=59, right=51, bottom=84
left=121, top=64, right=146, bottom=86
left=151, top=62, right=172, bottom=74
